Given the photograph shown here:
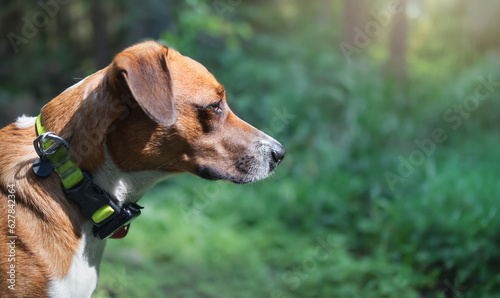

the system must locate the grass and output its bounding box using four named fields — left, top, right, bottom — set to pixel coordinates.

left=94, top=135, right=500, bottom=297
left=94, top=33, right=500, bottom=297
